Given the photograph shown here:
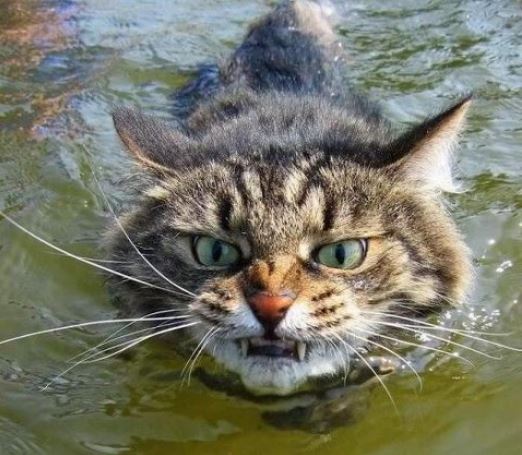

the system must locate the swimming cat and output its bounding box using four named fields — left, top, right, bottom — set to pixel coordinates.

left=108, top=0, right=472, bottom=397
